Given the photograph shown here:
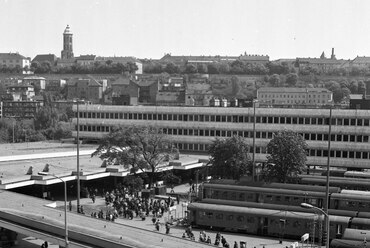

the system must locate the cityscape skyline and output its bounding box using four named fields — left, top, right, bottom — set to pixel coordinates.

left=2, top=0, right=370, bottom=60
